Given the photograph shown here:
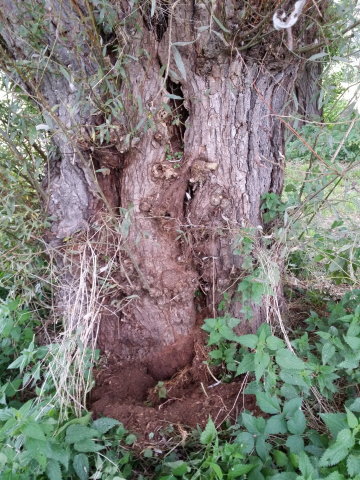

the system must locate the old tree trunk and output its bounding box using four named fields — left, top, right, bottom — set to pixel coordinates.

left=0, top=0, right=323, bottom=379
